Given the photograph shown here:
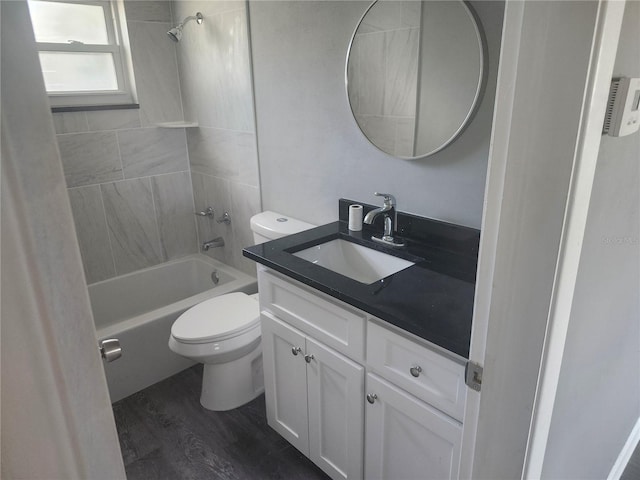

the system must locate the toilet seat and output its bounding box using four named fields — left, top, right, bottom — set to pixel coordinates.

left=171, top=292, right=259, bottom=344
